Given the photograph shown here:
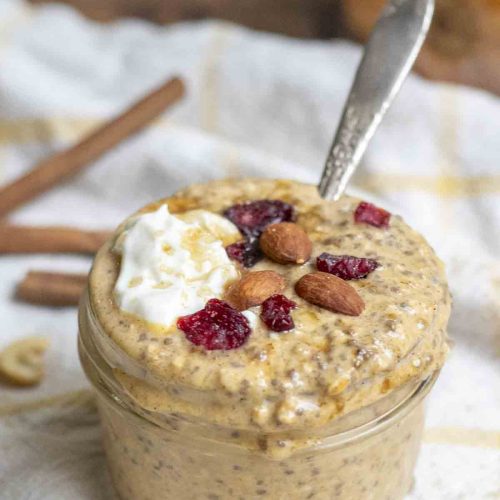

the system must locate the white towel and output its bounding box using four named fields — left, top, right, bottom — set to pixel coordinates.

left=0, top=1, right=498, bottom=498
